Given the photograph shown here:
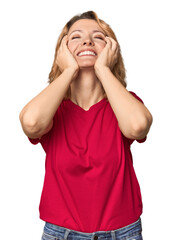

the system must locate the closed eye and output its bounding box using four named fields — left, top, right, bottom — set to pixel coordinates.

left=71, top=36, right=104, bottom=40
left=71, top=36, right=80, bottom=39
left=95, top=37, right=104, bottom=40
